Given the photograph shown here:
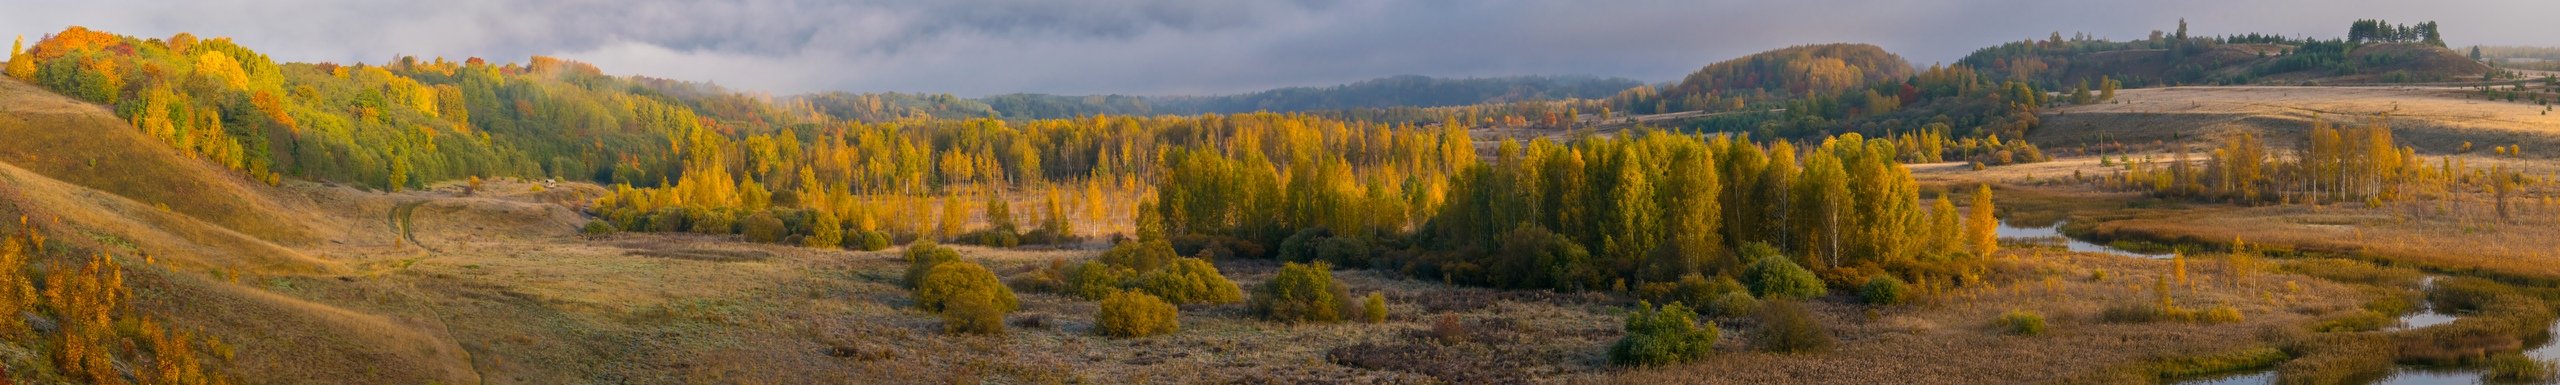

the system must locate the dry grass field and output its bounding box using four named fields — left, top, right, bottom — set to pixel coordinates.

left=2036, top=86, right=2560, bottom=157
